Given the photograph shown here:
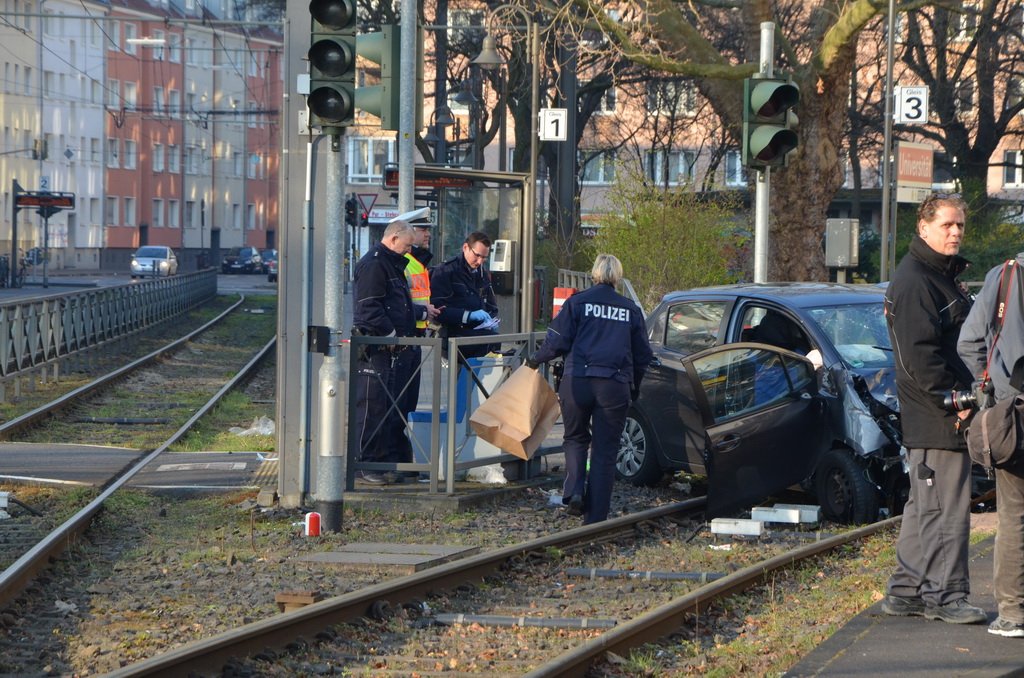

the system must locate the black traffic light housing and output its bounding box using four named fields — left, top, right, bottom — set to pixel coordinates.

left=742, top=76, right=800, bottom=169
left=345, top=197, right=357, bottom=226
left=308, top=0, right=358, bottom=132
